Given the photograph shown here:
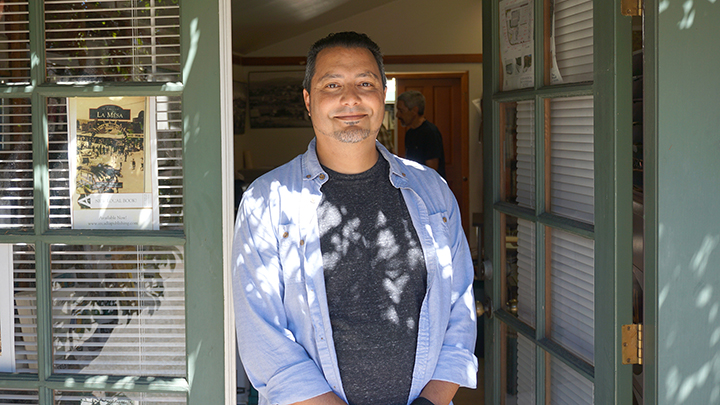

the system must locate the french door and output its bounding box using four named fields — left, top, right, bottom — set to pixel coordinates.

left=482, top=0, right=634, bottom=403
